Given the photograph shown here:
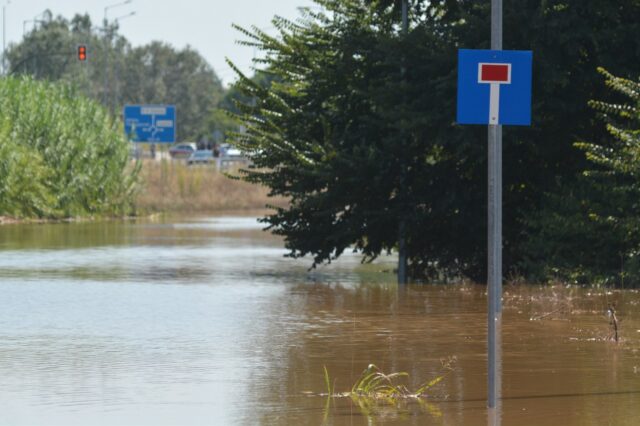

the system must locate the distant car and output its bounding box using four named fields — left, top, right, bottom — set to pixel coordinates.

left=169, top=143, right=197, bottom=159
left=218, top=144, right=249, bottom=169
left=218, top=143, right=244, bottom=158
left=224, top=147, right=243, bottom=158
left=187, top=150, right=214, bottom=165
